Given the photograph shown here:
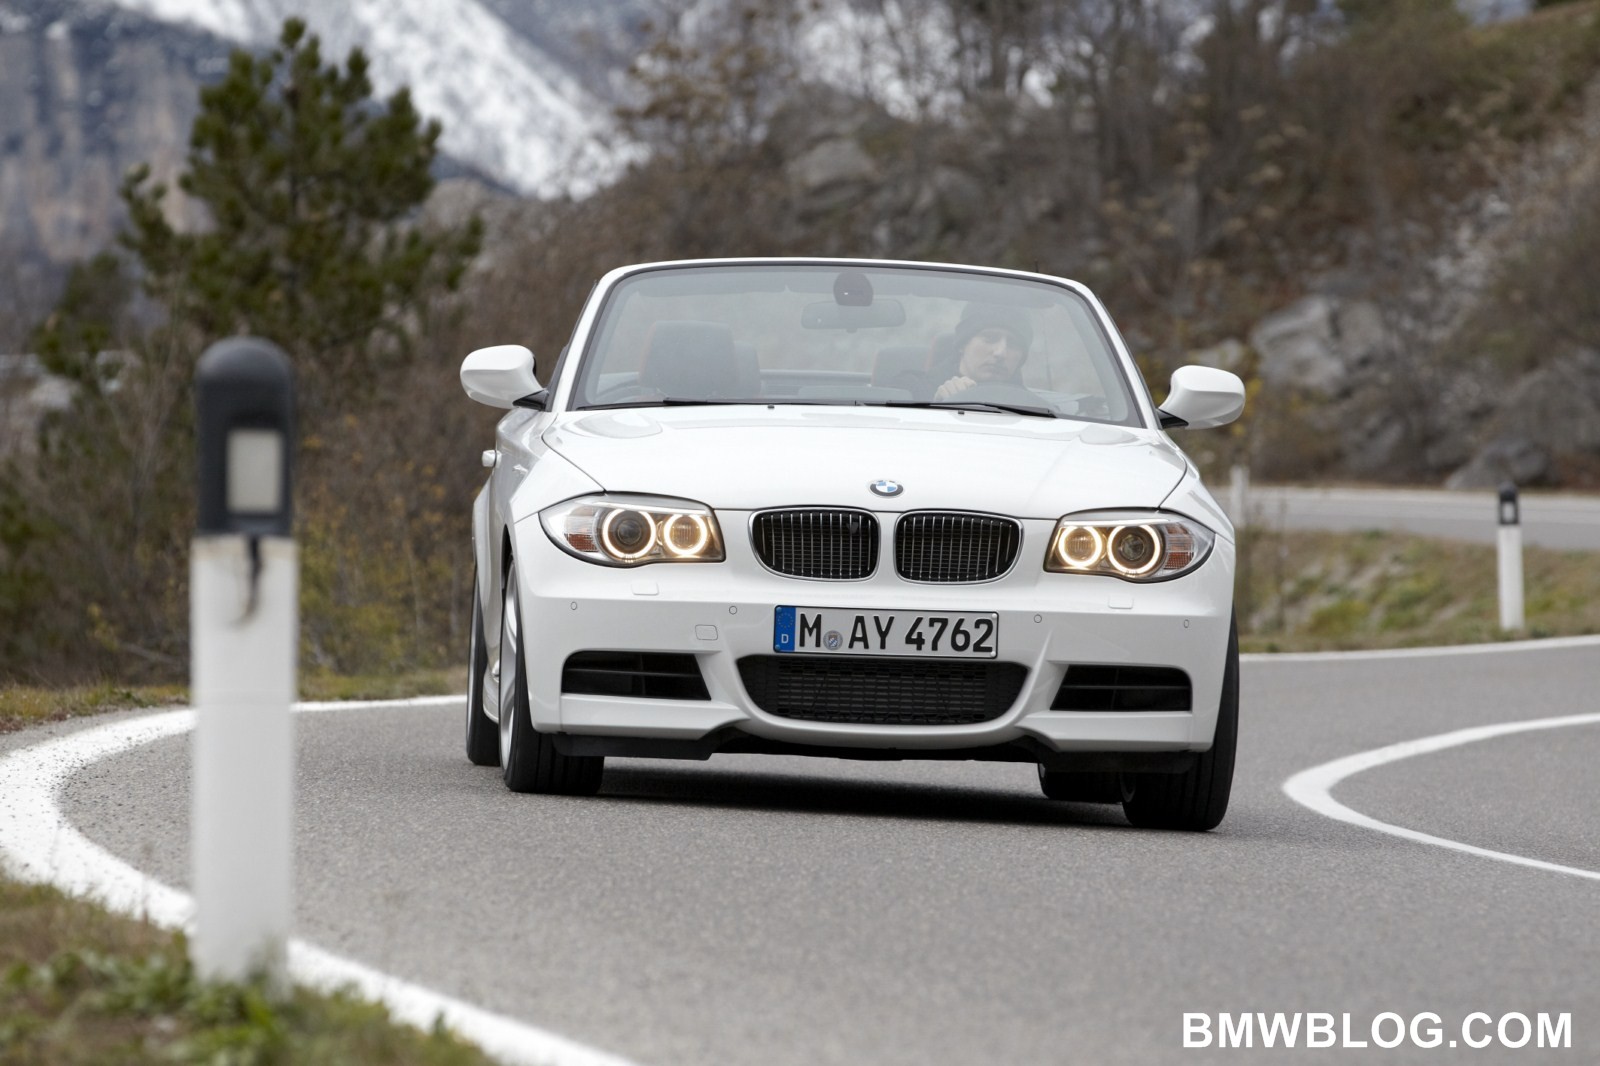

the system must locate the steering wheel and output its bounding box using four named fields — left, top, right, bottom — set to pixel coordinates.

left=1072, top=395, right=1112, bottom=420
left=957, top=381, right=1049, bottom=407
left=589, top=381, right=663, bottom=405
